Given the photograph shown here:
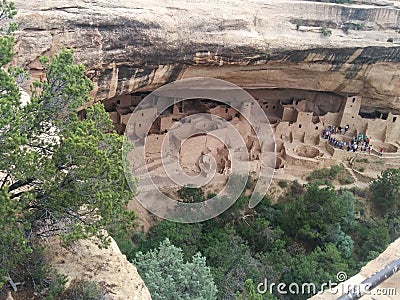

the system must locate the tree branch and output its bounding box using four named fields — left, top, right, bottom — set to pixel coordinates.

left=10, top=190, right=25, bottom=199
left=9, top=177, right=35, bottom=192
left=1, top=173, right=10, bottom=189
